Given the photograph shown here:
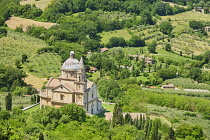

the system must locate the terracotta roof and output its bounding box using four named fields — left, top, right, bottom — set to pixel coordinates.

left=145, top=57, right=153, bottom=61
left=63, top=82, right=75, bottom=91
left=162, top=84, right=174, bottom=88
left=129, top=55, right=139, bottom=58
left=90, top=67, right=97, bottom=71
left=46, top=77, right=60, bottom=87
left=100, top=48, right=108, bottom=52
